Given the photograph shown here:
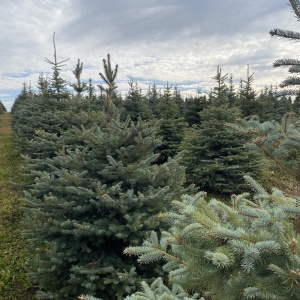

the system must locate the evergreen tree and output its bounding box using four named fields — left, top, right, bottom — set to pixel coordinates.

left=184, top=68, right=261, bottom=194
left=155, top=83, right=188, bottom=164
left=11, top=86, right=69, bottom=155
left=126, top=177, right=300, bottom=300
left=12, top=48, right=103, bottom=163
left=11, top=82, right=30, bottom=115
left=11, top=35, right=73, bottom=155
left=184, top=104, right=261, bottom=194
left=276, top=95, right=292, bottom=118
left=145, top=81, right=160, bottom=117
left=238, top=65, right=258, bottom=117
left=269, top=0, right=300, bottom=97
left=44, top=32, right=70, bottom=100
left=88, top=78, right=96, bottom=100
left=209, top=66, right=230, bottom=106
left=19, top=60, right=105, bottom=177
left=22, top=55, right=195, bottom=300
left=36, top=73, right=51, bottom=96
left=184, top=94, right=208, bottom=127
left=97, top=58, right=124, bottom=112
left=254, top=85, right=291, bottom=122
left=173, top=86, right=185, bottom=116
left=123, top=80, right=153, bottom=121
left=255, top=86, right=276, bottom=121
